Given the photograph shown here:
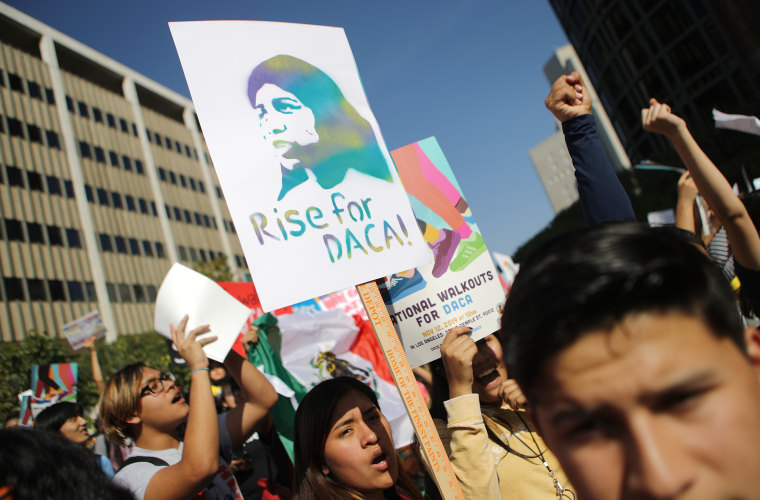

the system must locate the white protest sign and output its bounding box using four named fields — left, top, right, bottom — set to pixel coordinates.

left=380, top=138, right=505, bottom=367
left=62, top=310, right=106, bottom=350
left=713, top=108, right=760, bottom=137
left=154, top=263, right=251, bottom=362
left=169, top=21, right=429, bottom=312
